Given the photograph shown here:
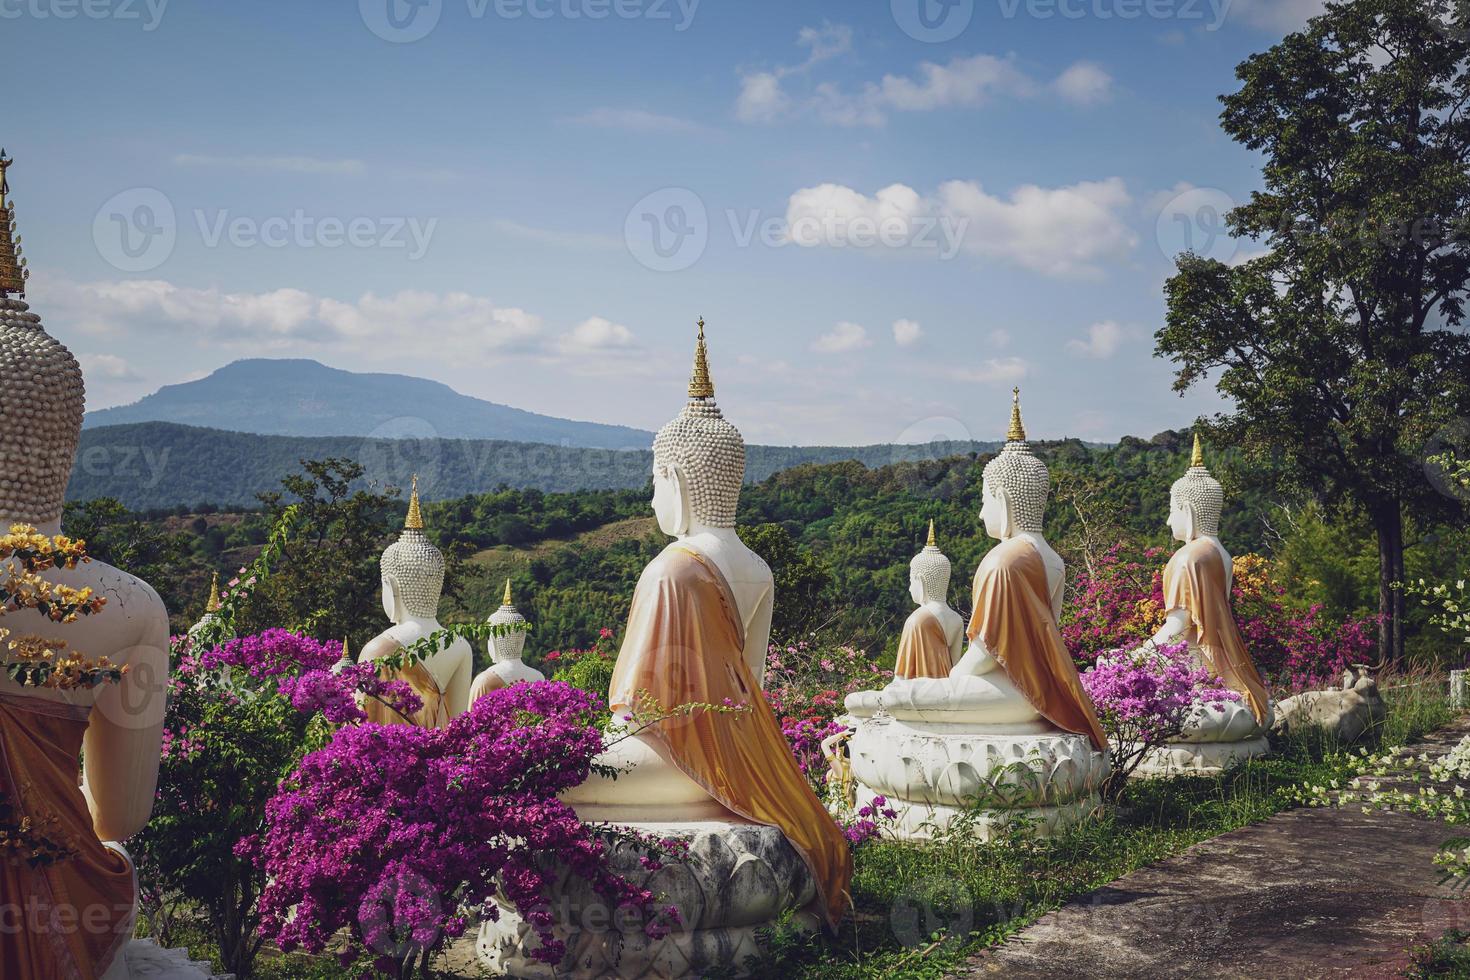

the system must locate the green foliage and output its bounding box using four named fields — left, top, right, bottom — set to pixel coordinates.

left=1158, top=0, right=1470, bottom=660
left=60, top=497, right=196, bottom=615
left=240, top=458, right=400, bottom=644
left=738, top=523, right=835, bottom=642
